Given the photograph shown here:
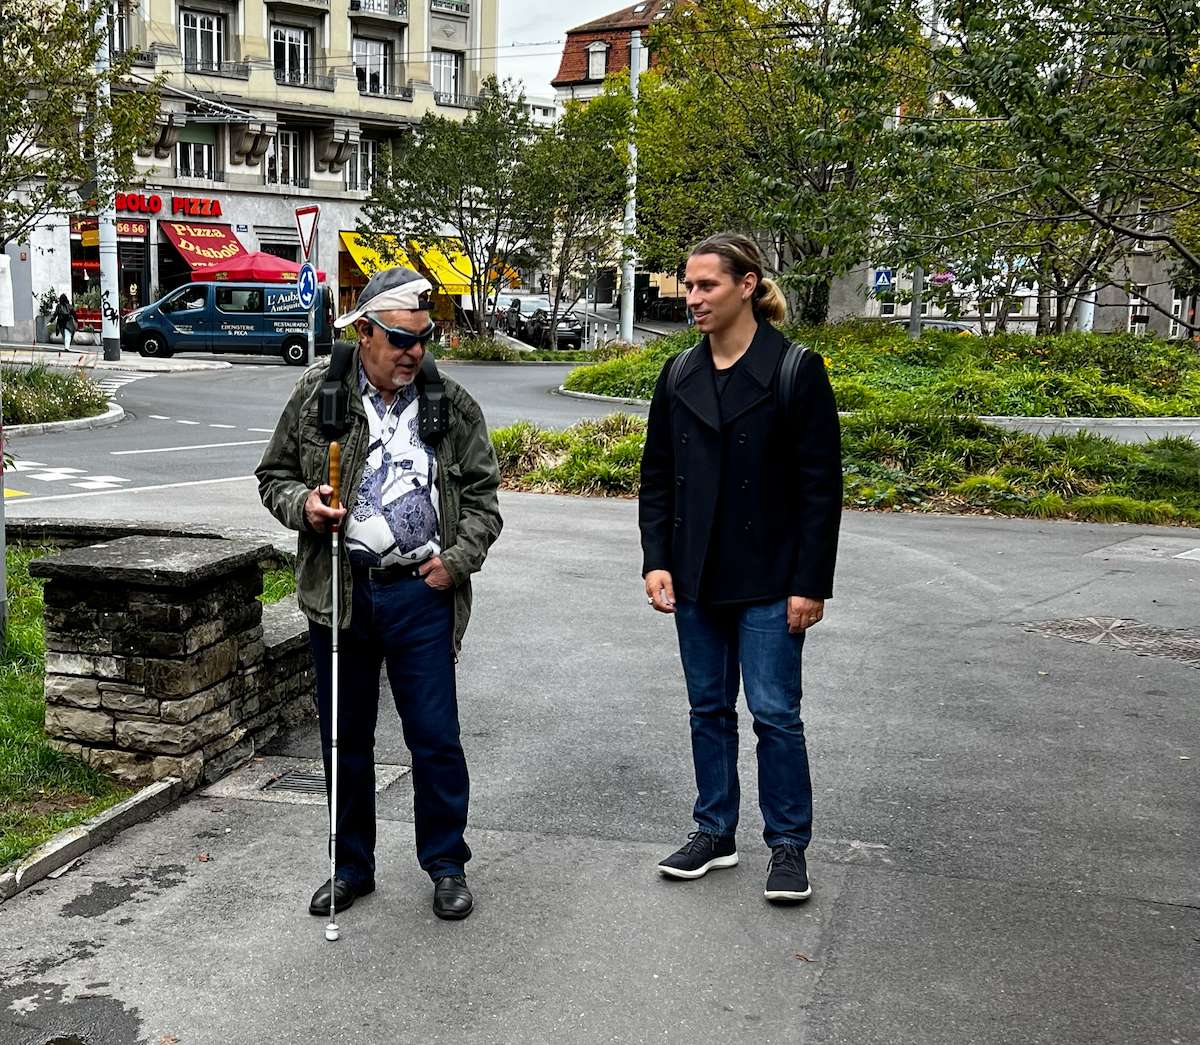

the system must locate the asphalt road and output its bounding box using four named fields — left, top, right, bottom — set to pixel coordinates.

left=1, top=497, right=1197, bottom=1044
left=3, top=360, right=645, bottom=526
